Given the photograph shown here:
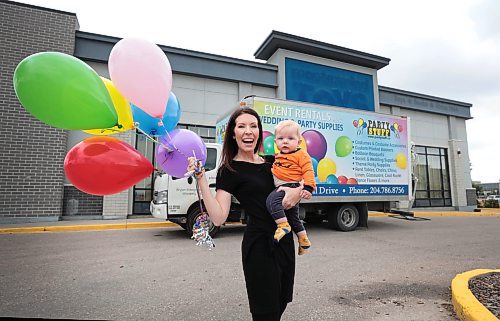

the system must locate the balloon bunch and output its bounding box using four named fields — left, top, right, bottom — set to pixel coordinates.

left=12, top=38, right=208, bottom=202
left=12, top=51, right=153, bottom=195
left=353, top=118, right=367, bottom=135
left=108, top=38, right=208, bottom=181
left=390, top=122, right=403, bottom=138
